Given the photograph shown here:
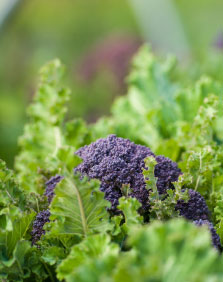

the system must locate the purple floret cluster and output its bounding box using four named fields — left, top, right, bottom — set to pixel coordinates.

left=154, top=155, right=182, bottom=195
left=45, top=175, right=64, bottom=203
left=31, top=175, right=63, bottom=244
left=31, top=210, right=50, bottom=245
left=176, top=189, right=210, bottom=221
left=75, top=134, right=181, bottom=213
